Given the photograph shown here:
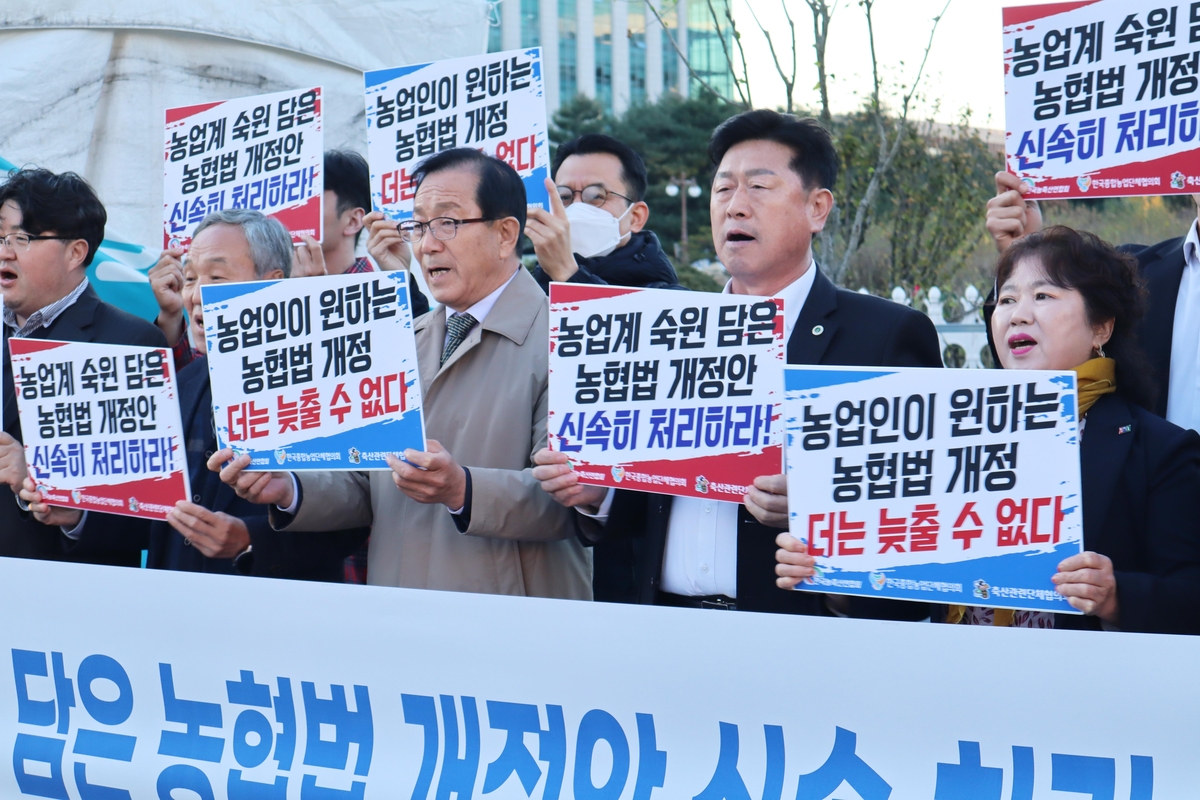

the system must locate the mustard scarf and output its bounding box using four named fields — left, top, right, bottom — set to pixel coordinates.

left=946, top=357, right=1116, bottom=626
